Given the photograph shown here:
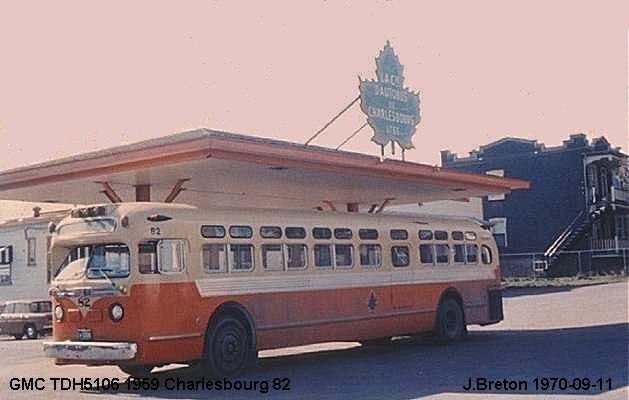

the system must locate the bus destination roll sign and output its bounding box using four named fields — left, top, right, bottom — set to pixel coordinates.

left=359, top=41, right=421, bottom=155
